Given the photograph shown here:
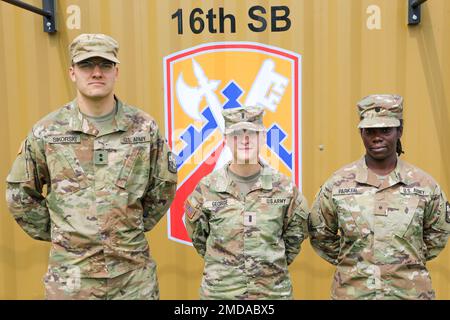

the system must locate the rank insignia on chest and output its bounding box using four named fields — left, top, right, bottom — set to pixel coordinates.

left=94, top=150, right=108, bottom=165
left=244, top=212, right=256, bottom=226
